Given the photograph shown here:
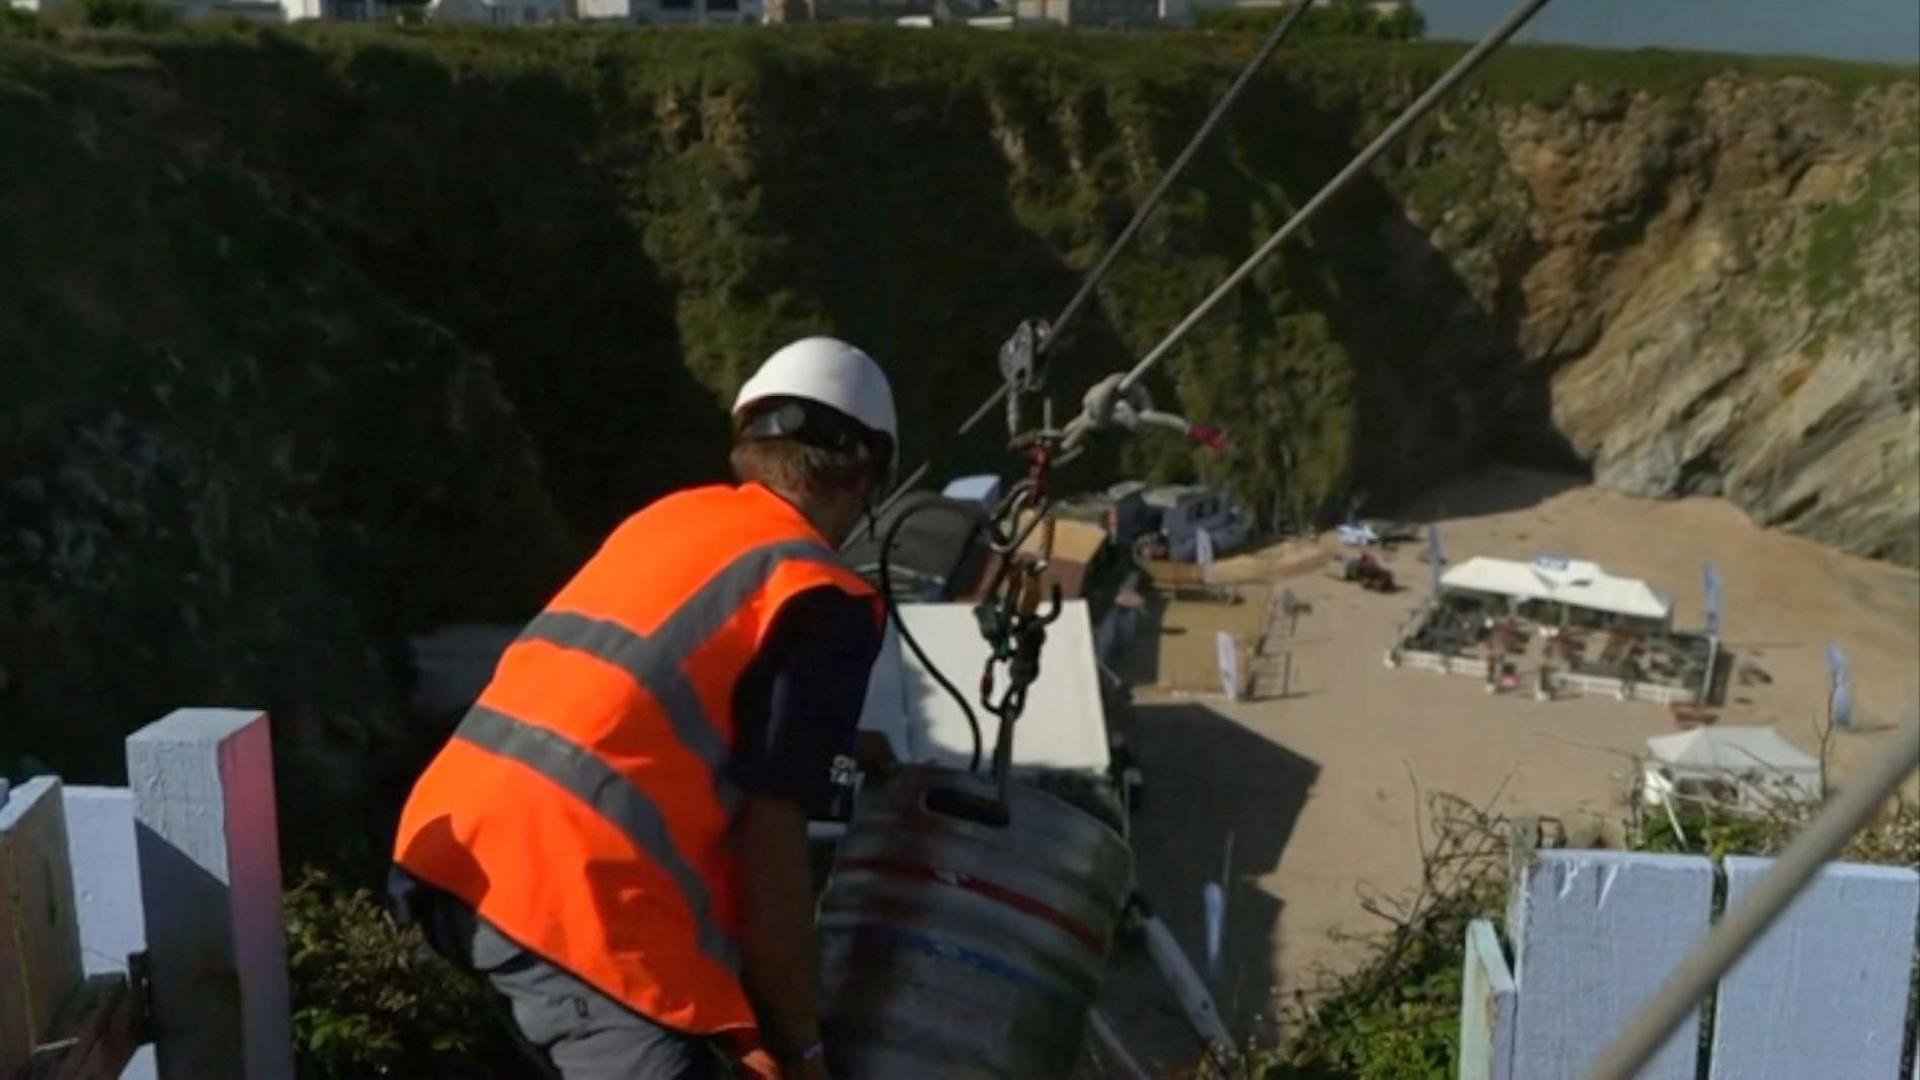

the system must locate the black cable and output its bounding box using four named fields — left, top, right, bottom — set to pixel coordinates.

left=853, top=387, right=1008, bottom=544
left=878, top=496, right=984, bottom=773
